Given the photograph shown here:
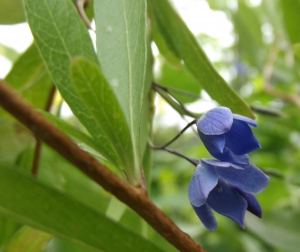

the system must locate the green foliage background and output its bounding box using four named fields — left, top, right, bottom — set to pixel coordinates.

left=1, top=0, right=300, bottom=251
